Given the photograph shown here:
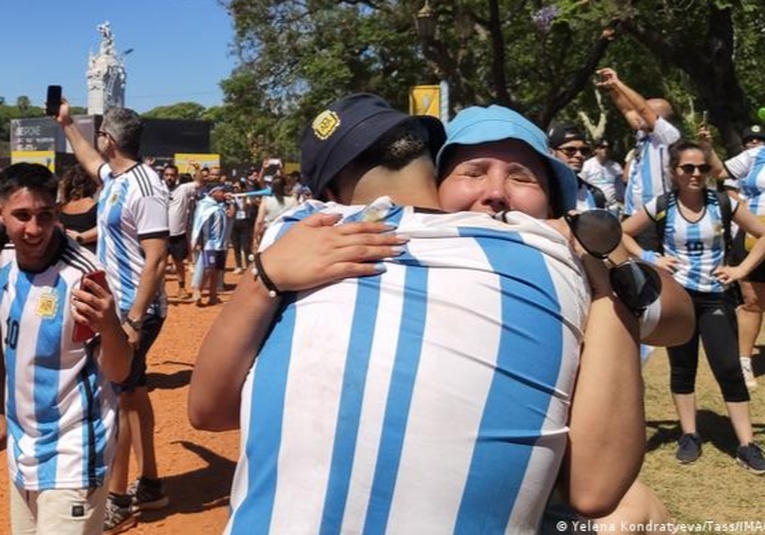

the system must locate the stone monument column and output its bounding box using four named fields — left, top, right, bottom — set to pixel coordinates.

left=87, top=21, right=127, bottom=115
